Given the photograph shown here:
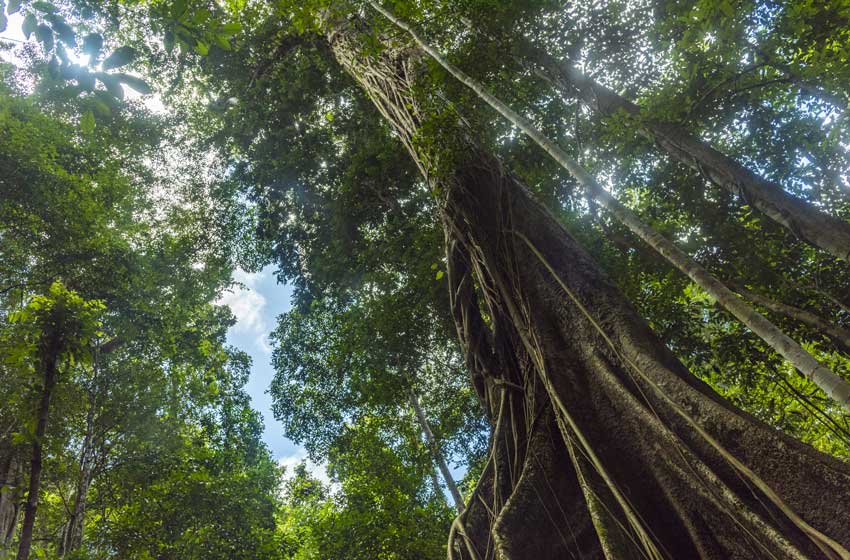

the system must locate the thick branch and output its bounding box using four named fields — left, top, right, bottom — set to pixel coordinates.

left=525, top=43, right=850, bottom=261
